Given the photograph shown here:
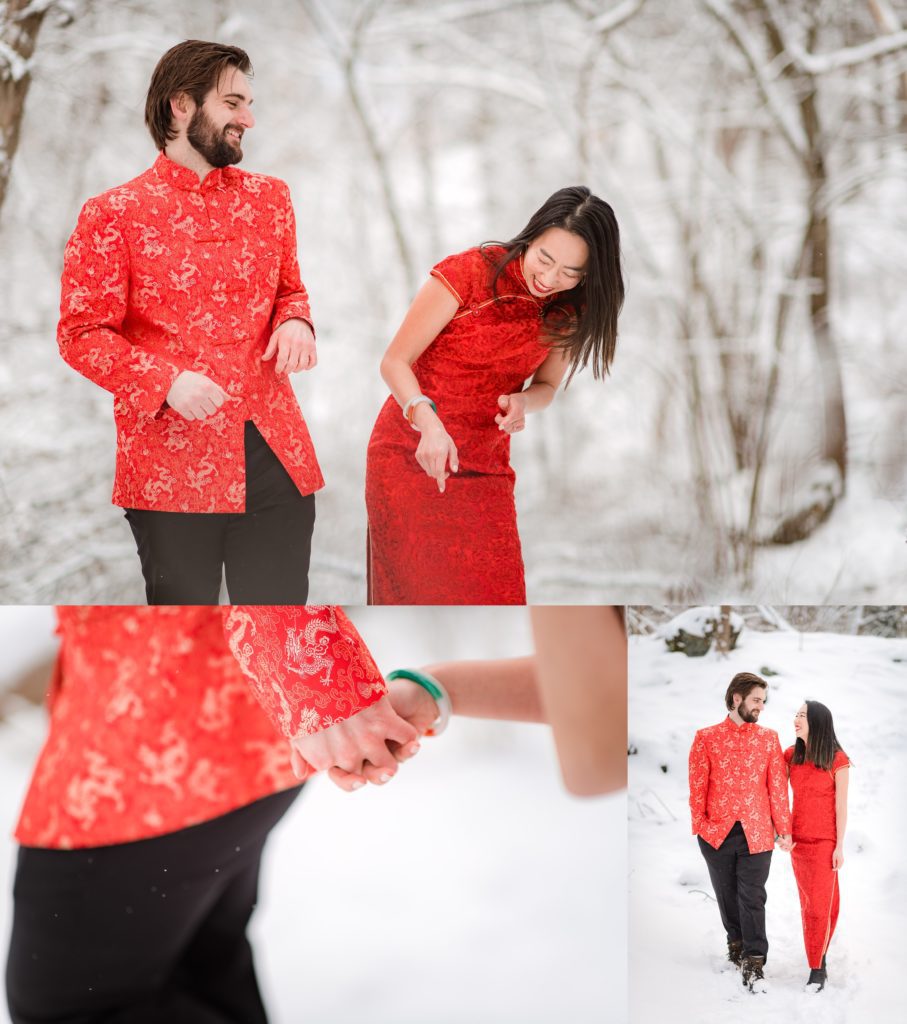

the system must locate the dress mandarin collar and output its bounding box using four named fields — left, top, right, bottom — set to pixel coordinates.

left=153, top=152, right=230, bottom=191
